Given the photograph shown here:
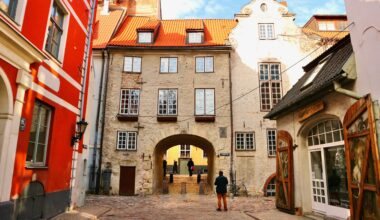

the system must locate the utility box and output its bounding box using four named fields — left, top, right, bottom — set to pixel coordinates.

left=102, top=168, right=112, bottom=195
